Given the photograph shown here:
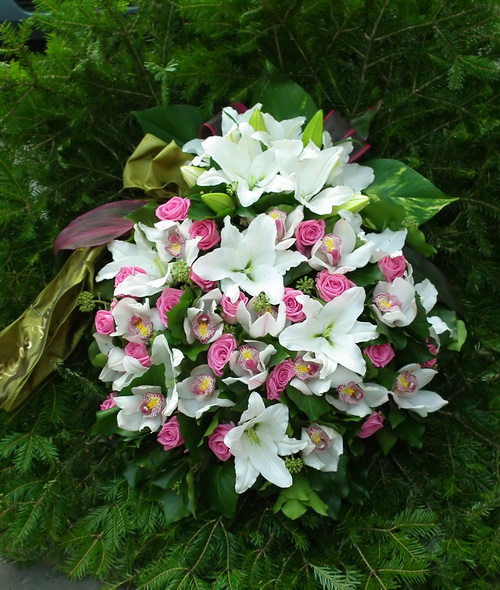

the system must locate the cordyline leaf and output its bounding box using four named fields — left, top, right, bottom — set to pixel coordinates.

left=54, top=200, right=147, bottom=254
